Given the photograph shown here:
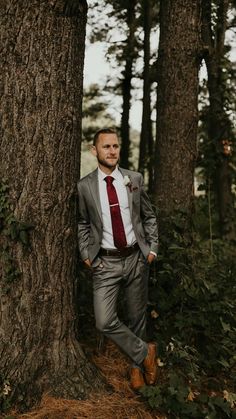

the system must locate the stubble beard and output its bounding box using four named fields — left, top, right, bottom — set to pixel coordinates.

left=97, top=156, right=119, bottom=170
